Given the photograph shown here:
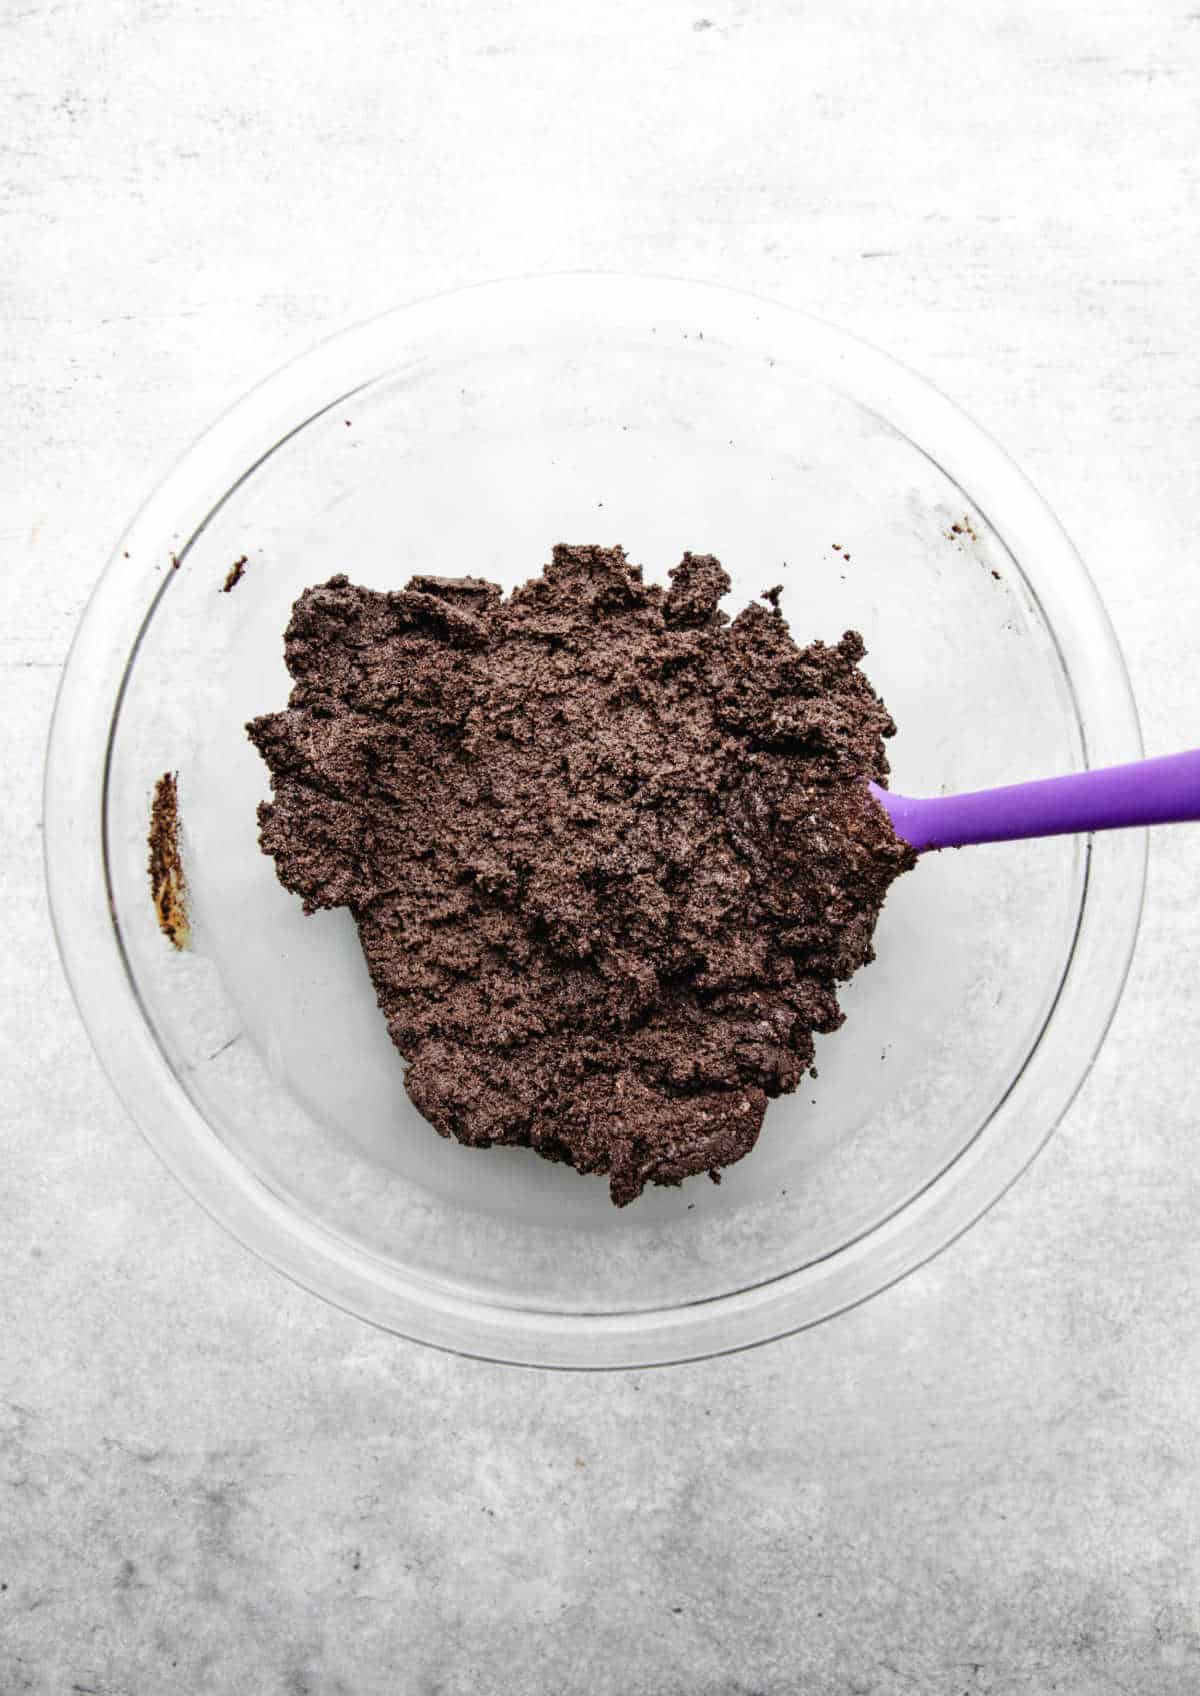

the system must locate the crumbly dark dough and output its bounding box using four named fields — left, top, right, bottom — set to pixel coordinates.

left=248, top=545, right=913, bottom=1205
